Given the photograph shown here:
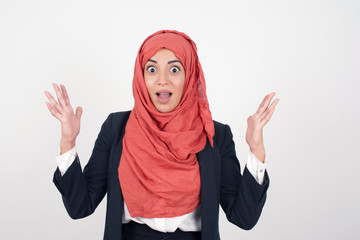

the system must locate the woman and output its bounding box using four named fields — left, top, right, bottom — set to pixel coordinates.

left=45, top=30, right=279, bottom=240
